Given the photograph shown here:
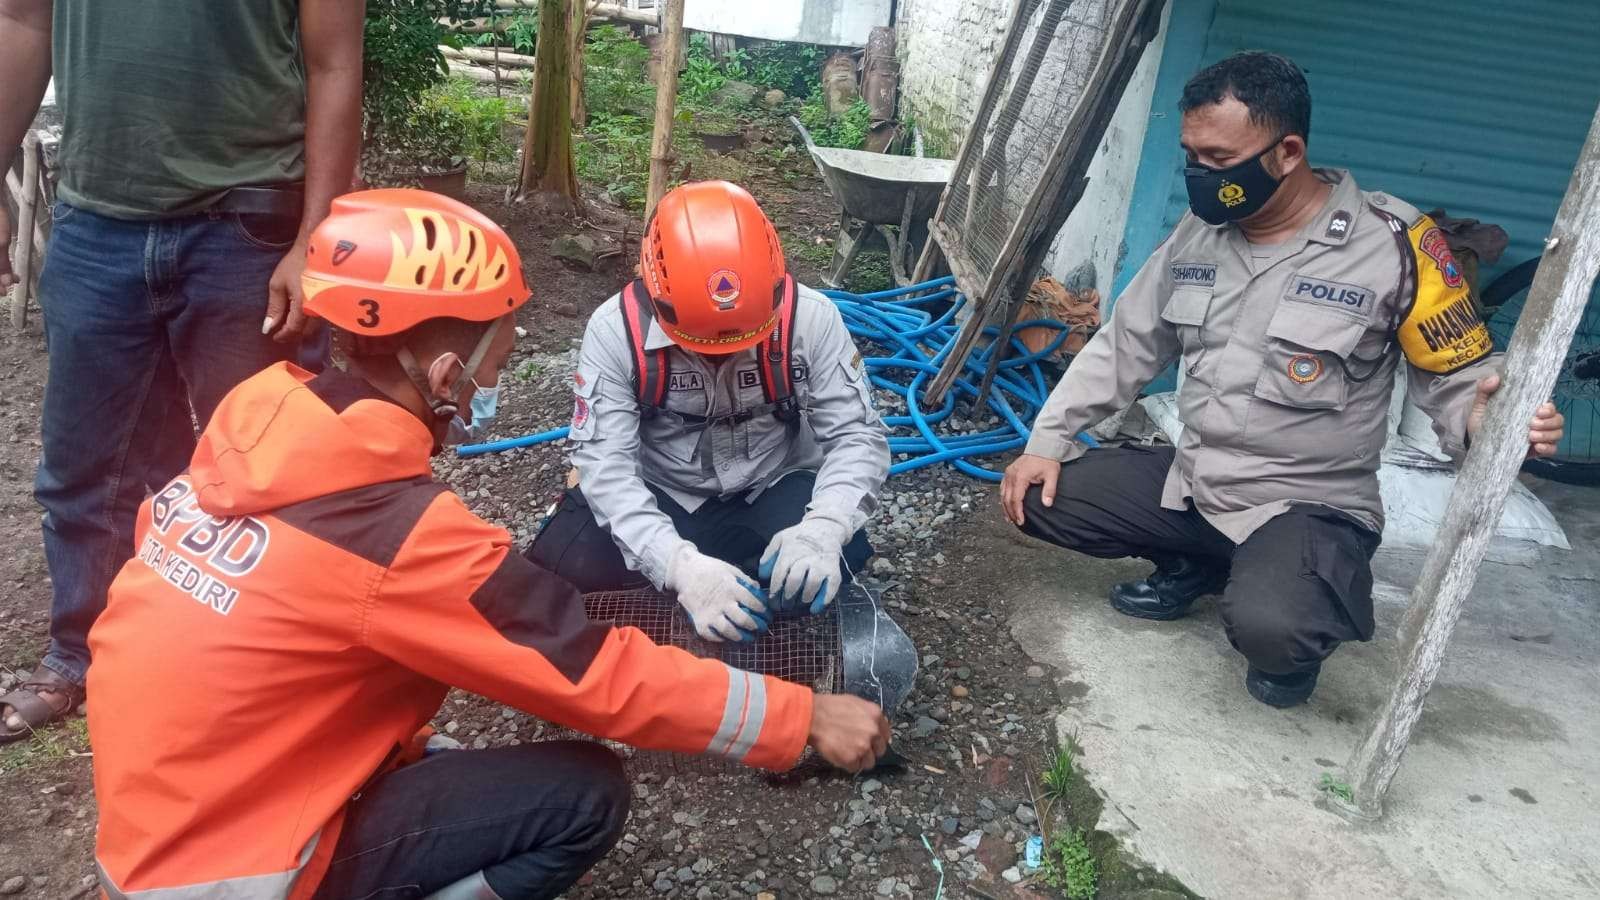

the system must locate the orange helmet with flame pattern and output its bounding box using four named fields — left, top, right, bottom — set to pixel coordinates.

left=301, top=189, right=529, bottom=336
